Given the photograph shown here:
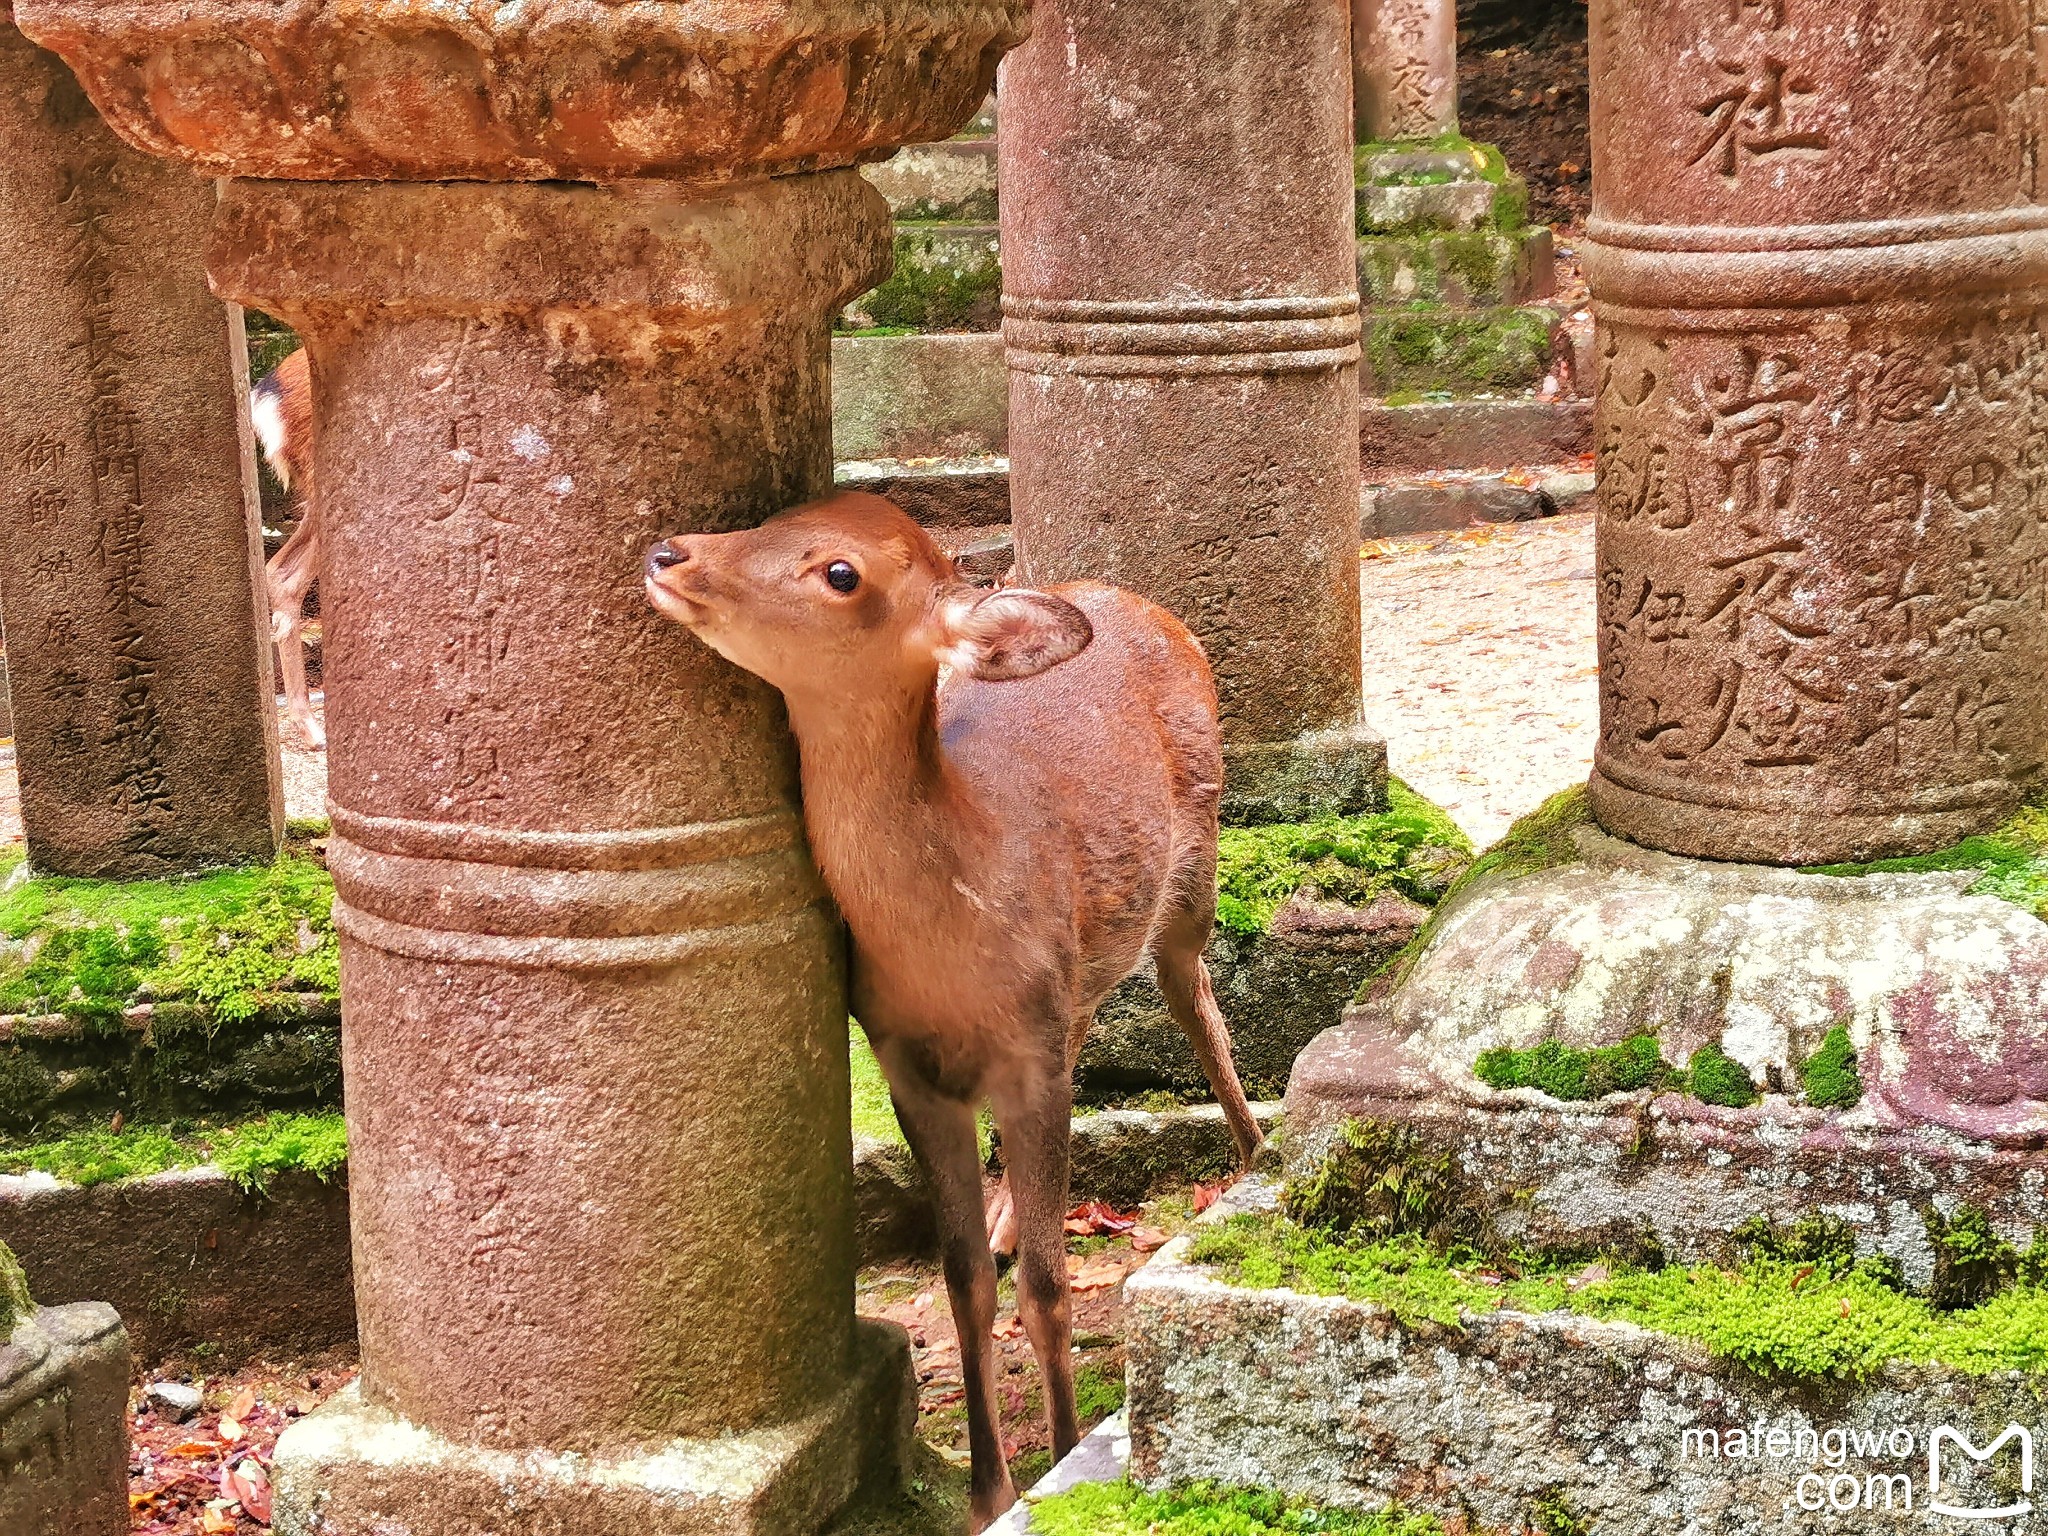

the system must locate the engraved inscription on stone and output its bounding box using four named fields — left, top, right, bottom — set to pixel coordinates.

left=1595, top=307, right=2048, bottom=813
